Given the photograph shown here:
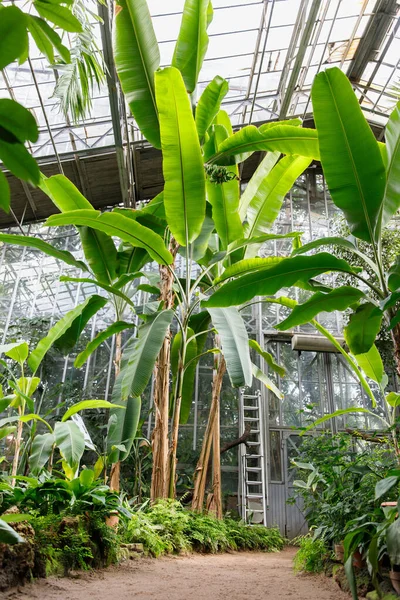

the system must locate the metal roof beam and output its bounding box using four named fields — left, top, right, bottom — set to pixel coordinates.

left=279, top=0, right=322, bottom=120
left=347, top=0, right=399, bottom=84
